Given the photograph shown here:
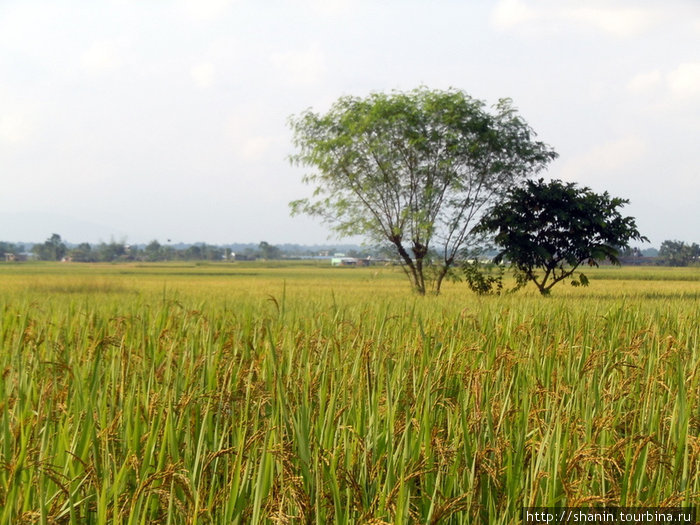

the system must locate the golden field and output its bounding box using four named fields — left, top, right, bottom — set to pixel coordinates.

left=0, top=262, right=698, bottom=523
